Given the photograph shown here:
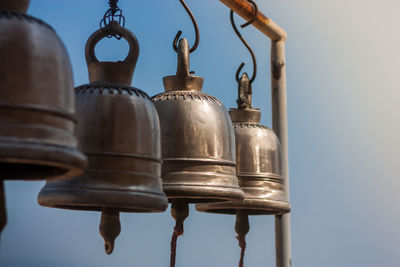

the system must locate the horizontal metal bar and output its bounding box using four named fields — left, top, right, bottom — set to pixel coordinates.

left=218, top=0, right=287, bottom=41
